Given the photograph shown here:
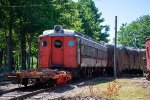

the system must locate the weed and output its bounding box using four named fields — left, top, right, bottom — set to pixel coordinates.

left=89, top=85, right=94, bottom=96
left=102, top=80, right=121, bottom=100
